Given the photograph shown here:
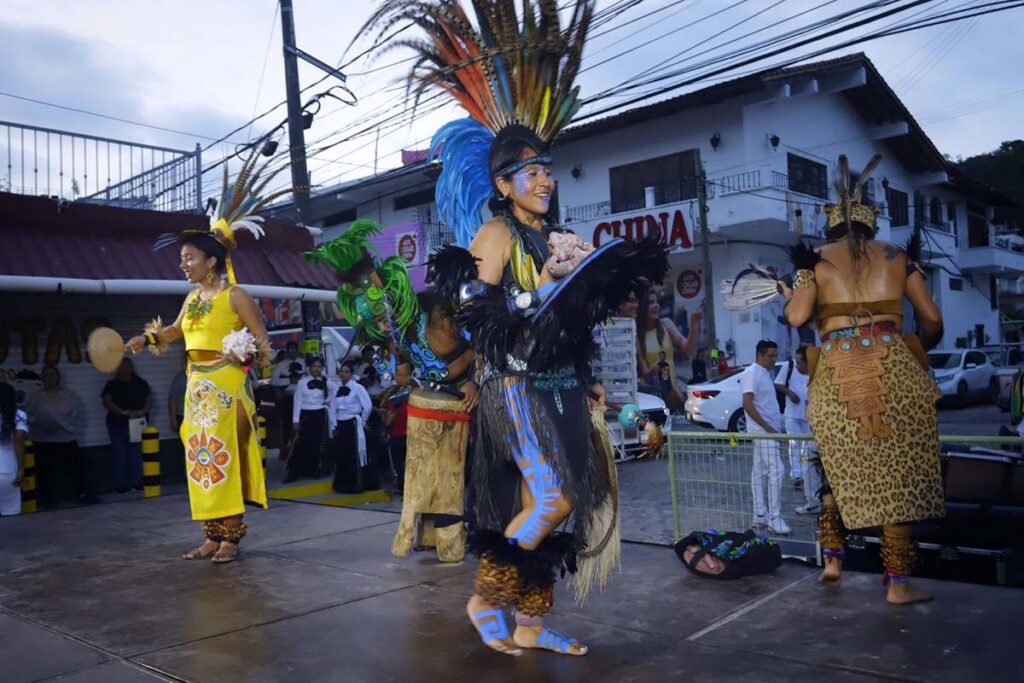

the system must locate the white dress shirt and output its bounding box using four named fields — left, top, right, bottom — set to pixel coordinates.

left=783, top=362, right=809, bottom=422
left=292, top=375, right=329, bottom=423
left=329, top=380, right=372, bottom=427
